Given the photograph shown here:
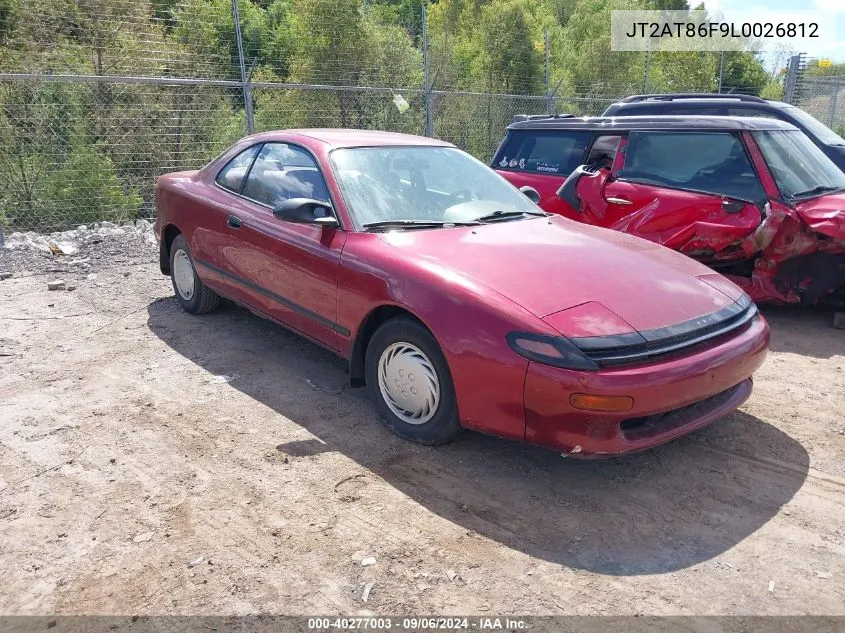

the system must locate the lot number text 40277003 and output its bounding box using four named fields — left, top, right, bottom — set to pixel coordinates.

left=307, top=617, right=528, bottom=630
